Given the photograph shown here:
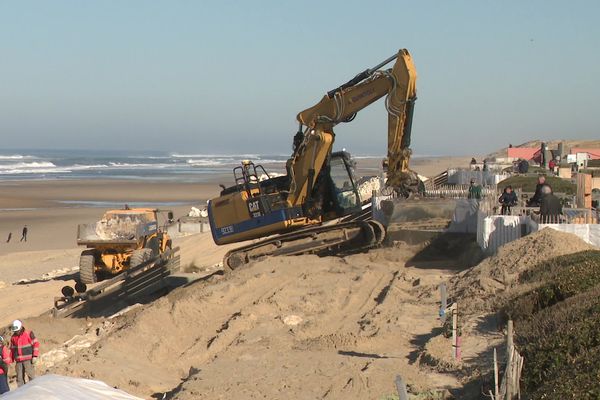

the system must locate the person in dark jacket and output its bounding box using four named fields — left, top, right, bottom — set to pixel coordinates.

left=527, top=176, right=546, bottom=207
left=20, top=226, right=28, bottom=242
left=498, top=186, right=518, bottom=215
left=539, top=185, right=563, bottom=223
left=517, top=159, right=529, bottom=174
